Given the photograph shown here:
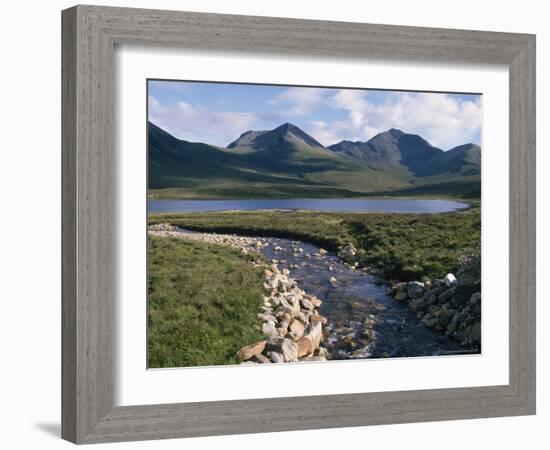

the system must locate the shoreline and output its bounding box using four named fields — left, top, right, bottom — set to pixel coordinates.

left=147, top=191, right=480, bottom=203
left=147, top=198, right=476, bottom=213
